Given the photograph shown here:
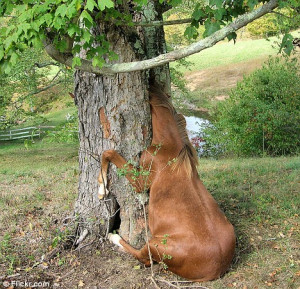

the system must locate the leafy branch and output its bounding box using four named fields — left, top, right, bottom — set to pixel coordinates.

left=43, top=0, right=279, bottom=75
